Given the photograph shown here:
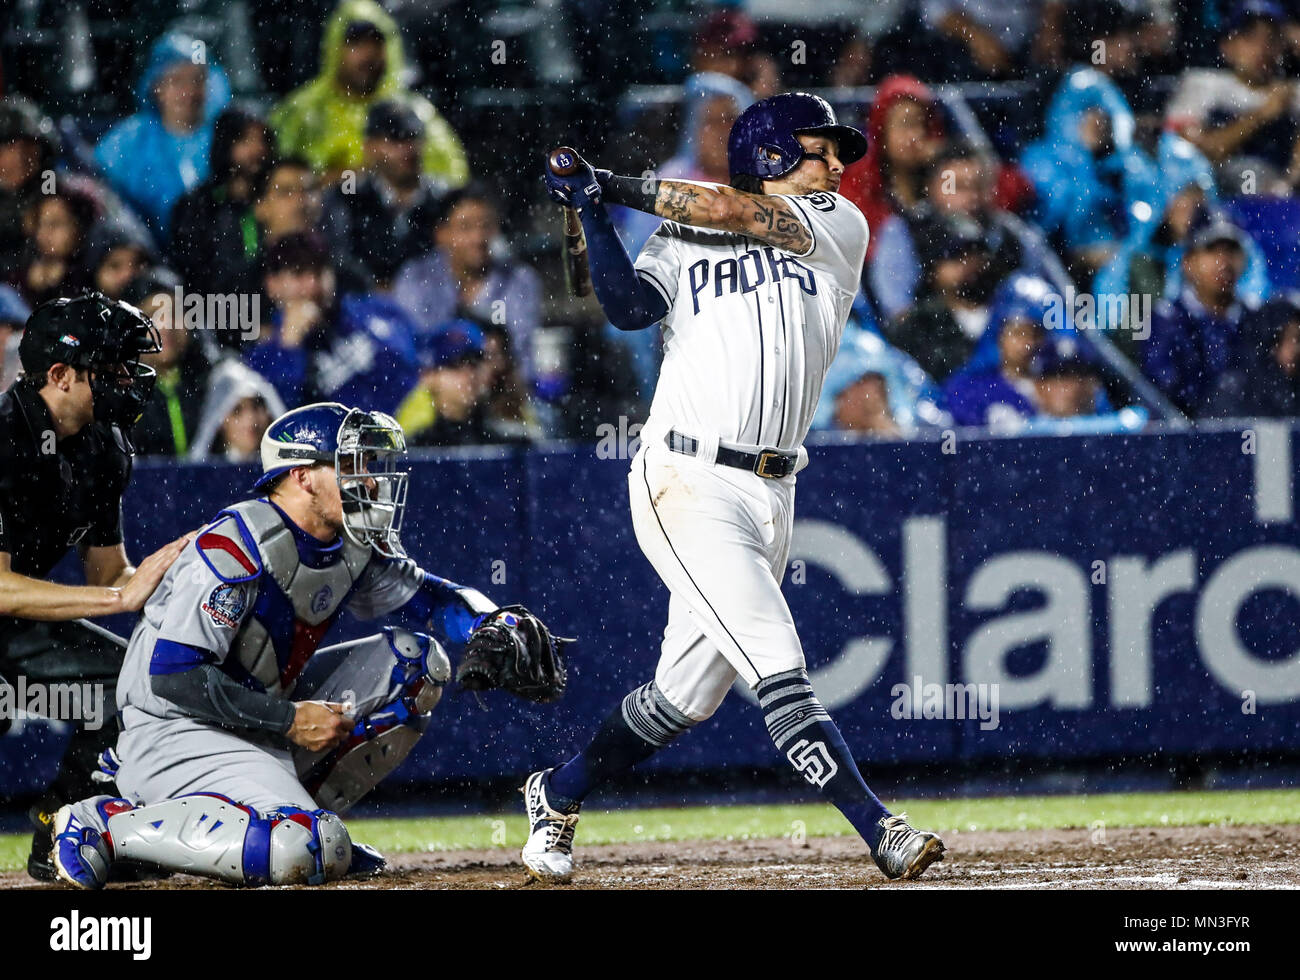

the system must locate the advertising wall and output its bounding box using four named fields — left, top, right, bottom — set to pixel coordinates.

left=3, top=424, right=1297, bottom=796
